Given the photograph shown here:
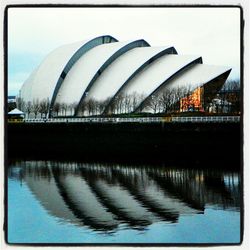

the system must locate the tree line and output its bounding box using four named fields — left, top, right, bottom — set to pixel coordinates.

left=15, top=87, right=192, bottom=118
left=15, top=80, right=240, bottom=118
left=217, top=80, right=241, bottom=114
